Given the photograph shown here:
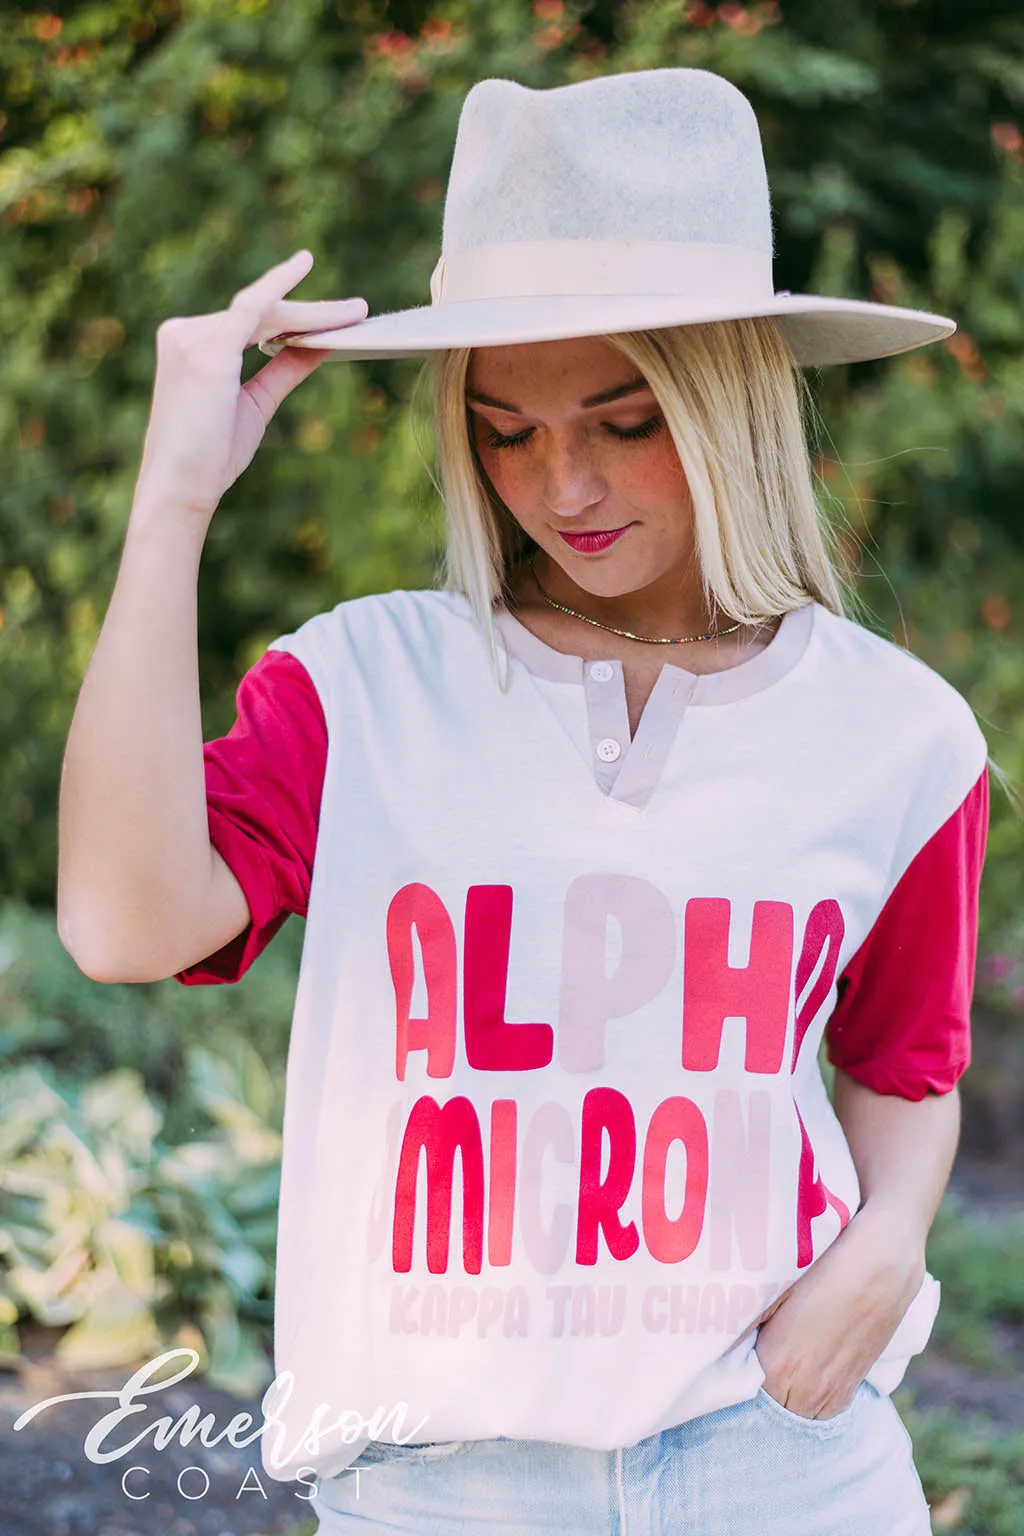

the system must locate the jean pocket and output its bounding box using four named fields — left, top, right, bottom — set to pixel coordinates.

left=756, top=1381, right=865, bottom=1434
left=348, top=1438, right=469, bottom=1468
